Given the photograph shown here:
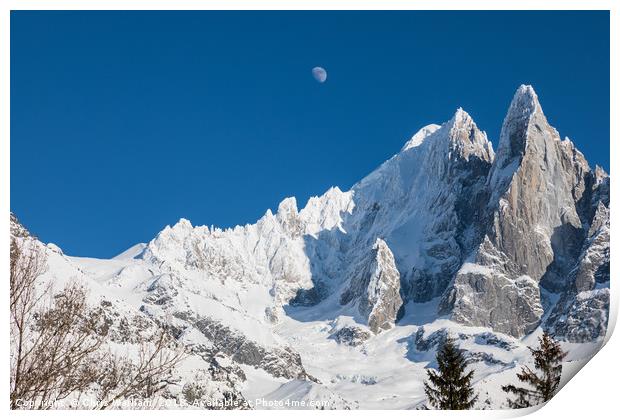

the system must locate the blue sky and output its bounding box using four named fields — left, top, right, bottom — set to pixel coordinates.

left=11, top=11, right=610, bottom=258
